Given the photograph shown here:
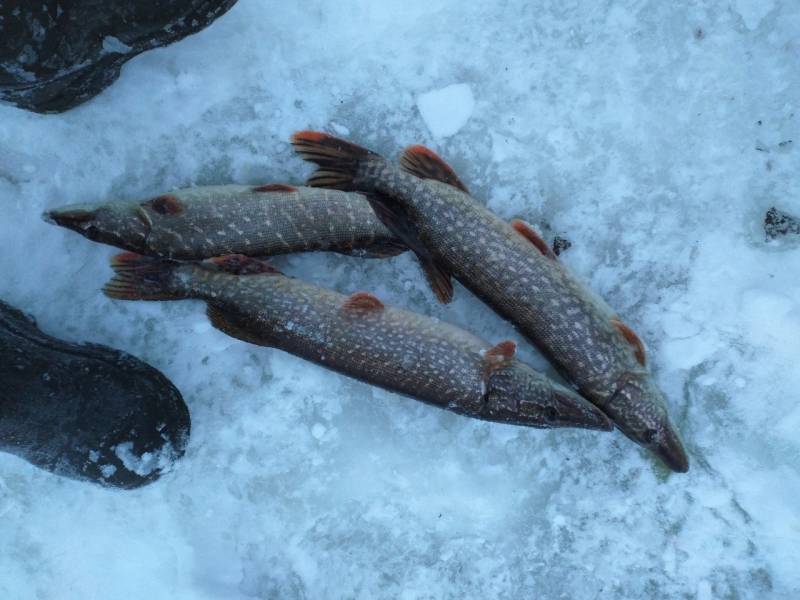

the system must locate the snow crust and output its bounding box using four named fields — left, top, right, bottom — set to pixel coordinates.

left=1, top=1, right=799, bottom=598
